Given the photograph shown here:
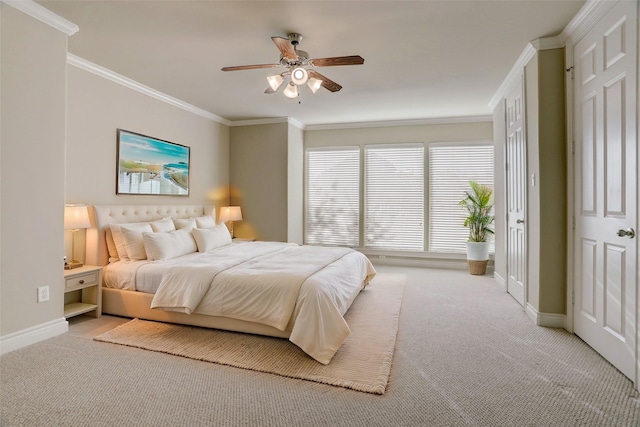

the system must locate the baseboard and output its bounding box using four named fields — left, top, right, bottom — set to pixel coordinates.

left=0, top=317, right=68, bottom=355
left=526, top=304, right=566, bottom=329
left=493, top=272, right=507, bottom=291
